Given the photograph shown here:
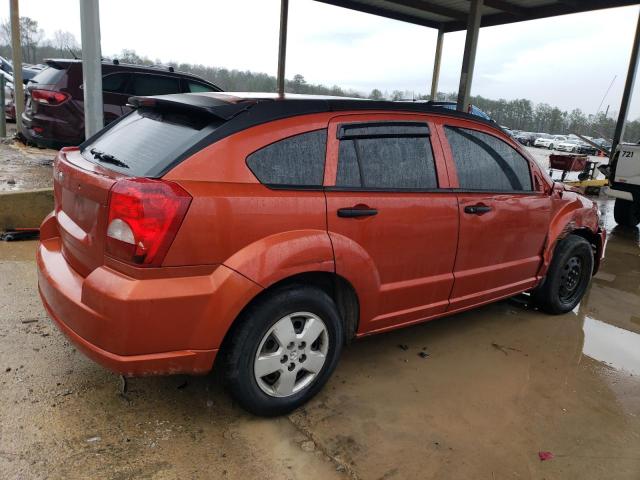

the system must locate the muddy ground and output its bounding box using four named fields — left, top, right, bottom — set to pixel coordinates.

left=0, top=124, right=56, bottom=192
left=1, top=143, right=639, bottom=479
